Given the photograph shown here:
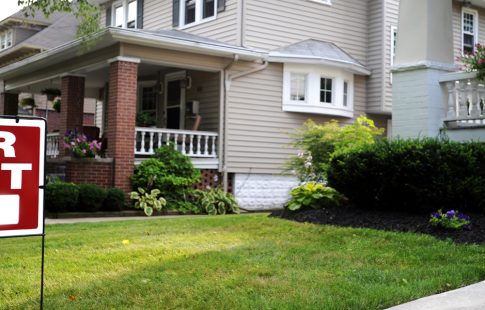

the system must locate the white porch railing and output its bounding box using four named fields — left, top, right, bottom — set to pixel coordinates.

left=440, top=71, right=485, bottom=127
left=46, top=132, right=60, bottom=158
left=135, top=127, right=218, bottom=158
